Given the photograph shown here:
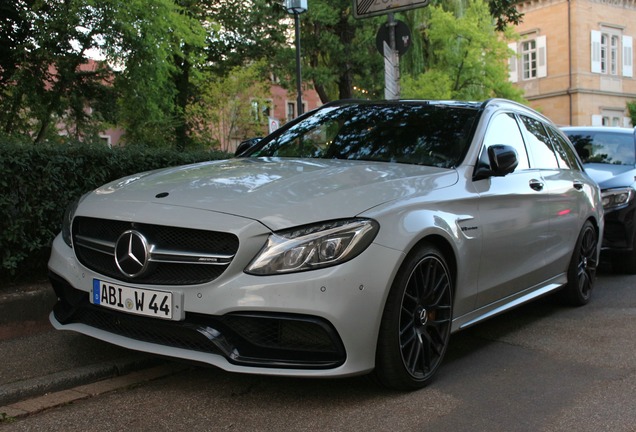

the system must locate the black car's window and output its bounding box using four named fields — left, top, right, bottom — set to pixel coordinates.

left=250, top=104, right=480, bottom=168
left=566, top=131, right=635, bottom=165
left=519, top=115, right=559, bottom=169
left=482, top=113, right=529, bottom=170
left=546, top=126, right=582, bottom=171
